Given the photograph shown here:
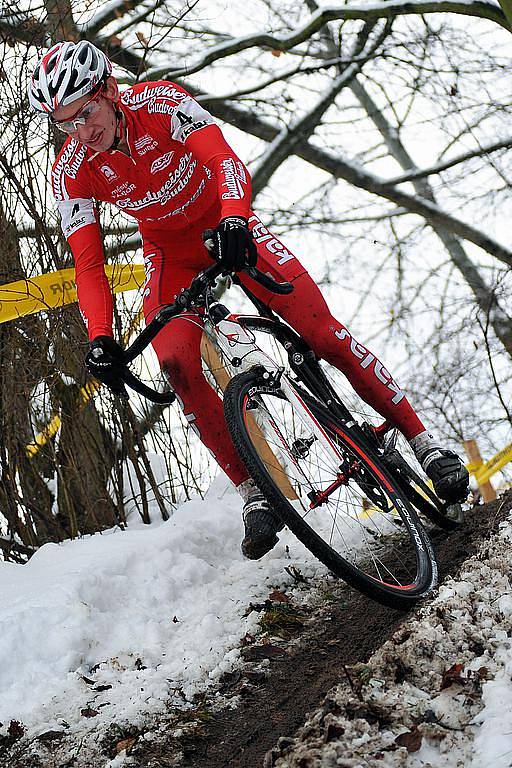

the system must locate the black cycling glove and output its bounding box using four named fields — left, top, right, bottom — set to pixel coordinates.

left=85, top=336, right=128, bottom=398
left=211, top=216, right=257, bottom=272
